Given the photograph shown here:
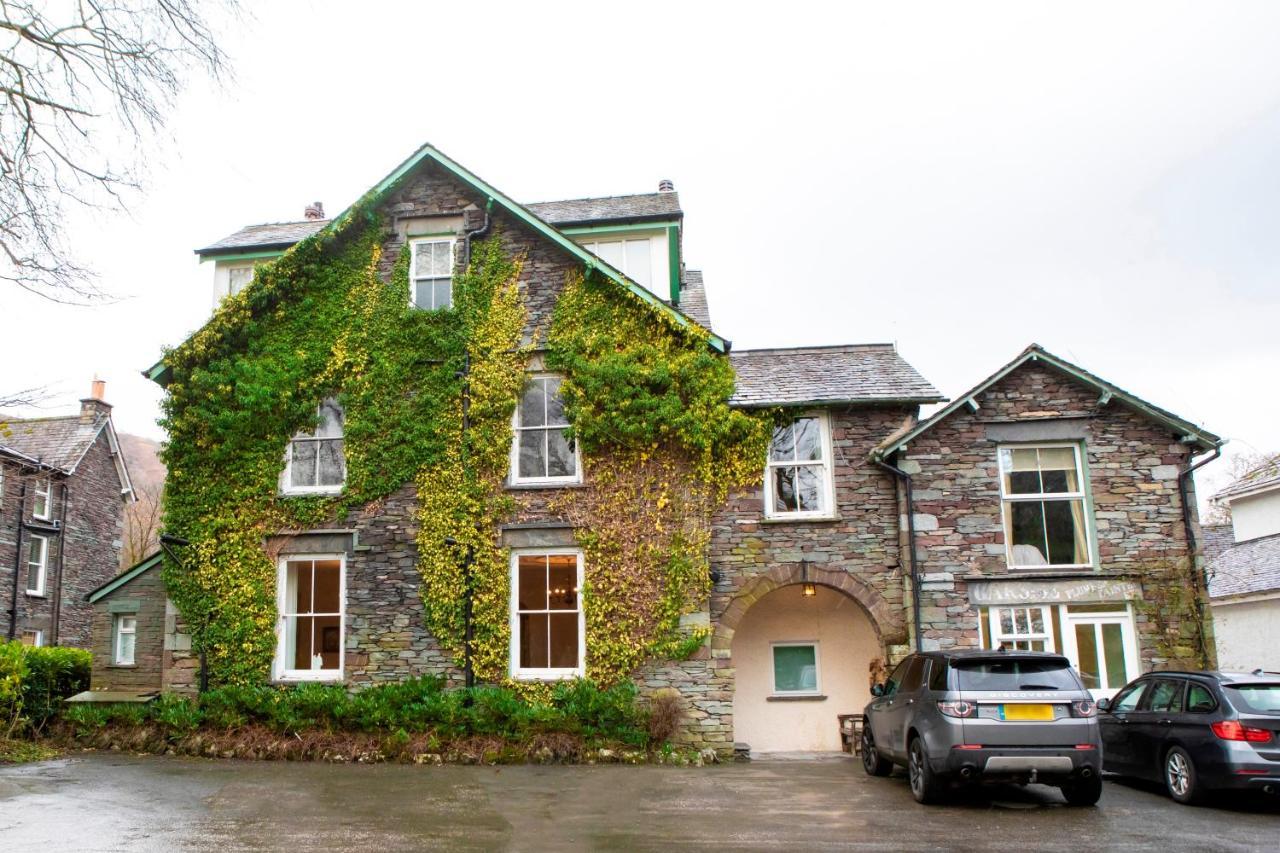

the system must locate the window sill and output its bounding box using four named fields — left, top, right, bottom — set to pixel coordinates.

left=510, top=670, right=584, bottom=682
left=107, top=664, right=137, bottom=669
left=272, top=673, right=345, bottom=684
left=767, top=694, right=827, bottom=702
left=278, top=489, right=345, bottom=498
left=24, top=592, right=46, bottom=599
left=758, top=515, right=842, bottom=525
left=506, top=481, right=586, bottom=491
